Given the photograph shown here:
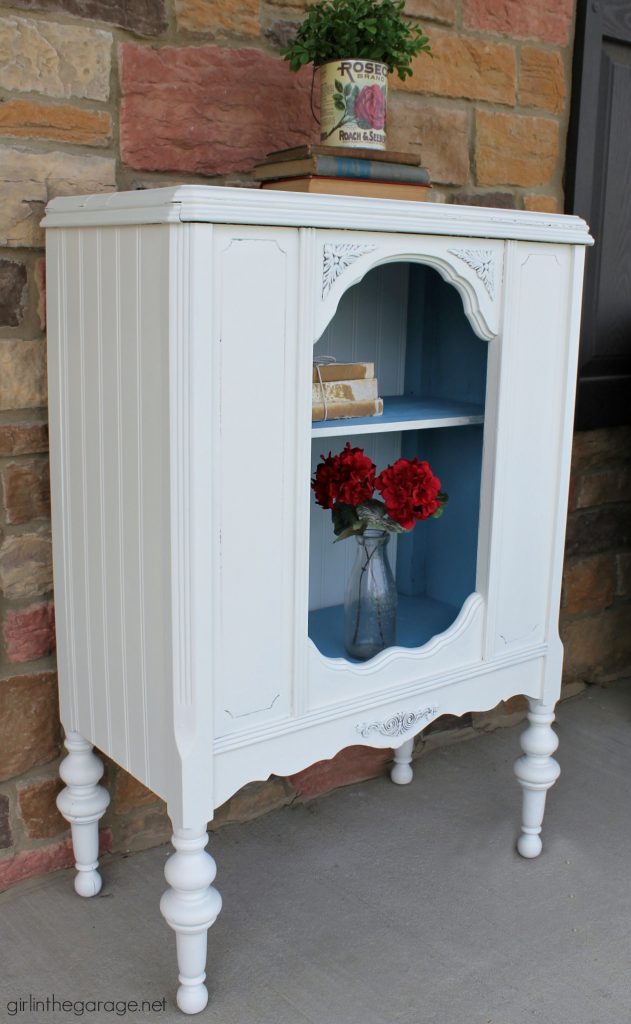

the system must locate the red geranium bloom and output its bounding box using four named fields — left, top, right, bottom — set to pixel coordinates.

left=375, top=457, right=442, bottom=529
left=312, top=442, right=376, bottom=509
